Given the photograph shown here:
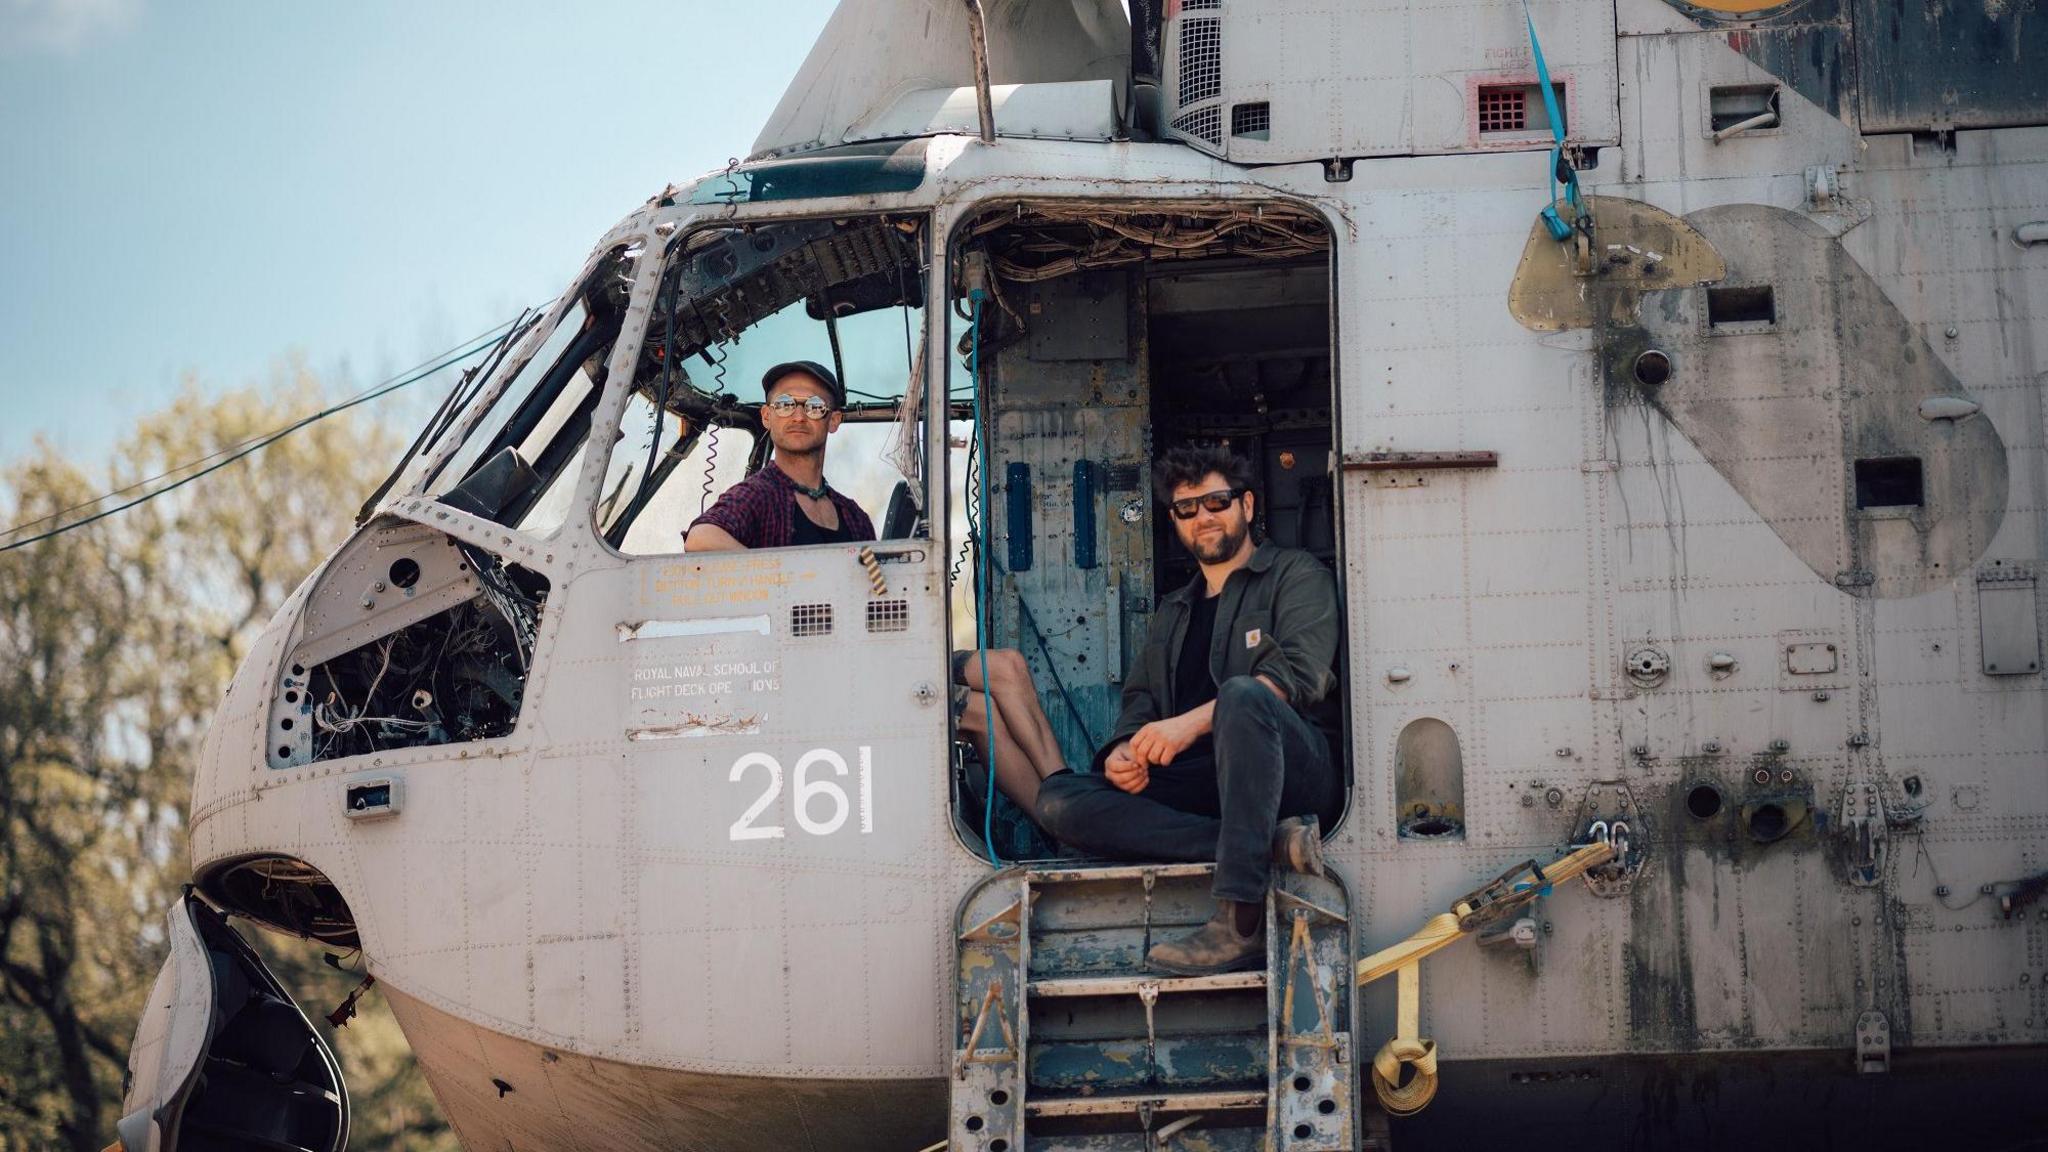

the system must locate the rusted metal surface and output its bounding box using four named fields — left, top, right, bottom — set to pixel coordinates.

left=1850, top=0, right=2048, bottom=132
left=1507, top=194, right=1727, bottom=332
left=1659, top=0, right=2048, bottom=133
left=1340, top=451, right=1500, bottom=472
